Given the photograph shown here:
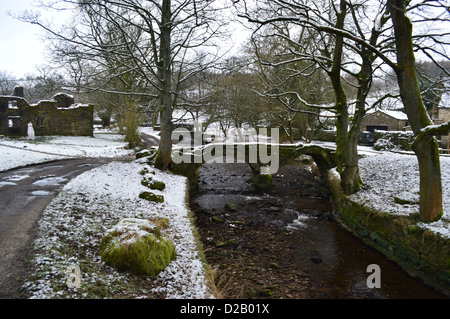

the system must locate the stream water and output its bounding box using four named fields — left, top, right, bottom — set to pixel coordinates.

left=190, top=159, right=446, bottom=299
